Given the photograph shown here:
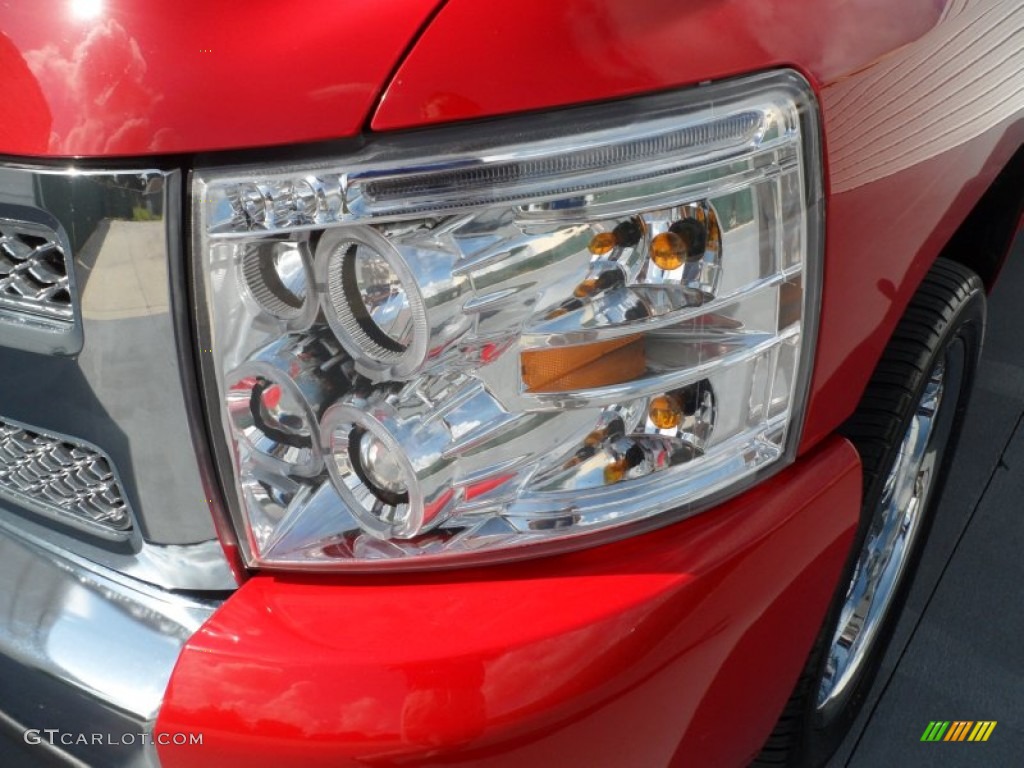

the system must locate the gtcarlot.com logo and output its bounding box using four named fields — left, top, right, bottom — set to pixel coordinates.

left=24, top=730, right=203, bottom=747
left=920, top=721, right=997, bottom=742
